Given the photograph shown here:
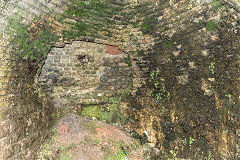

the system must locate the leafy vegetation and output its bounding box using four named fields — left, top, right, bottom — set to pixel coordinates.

left=148, top=72, right=171, bottom=102
left=208, top=61, right=215, bottom=74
